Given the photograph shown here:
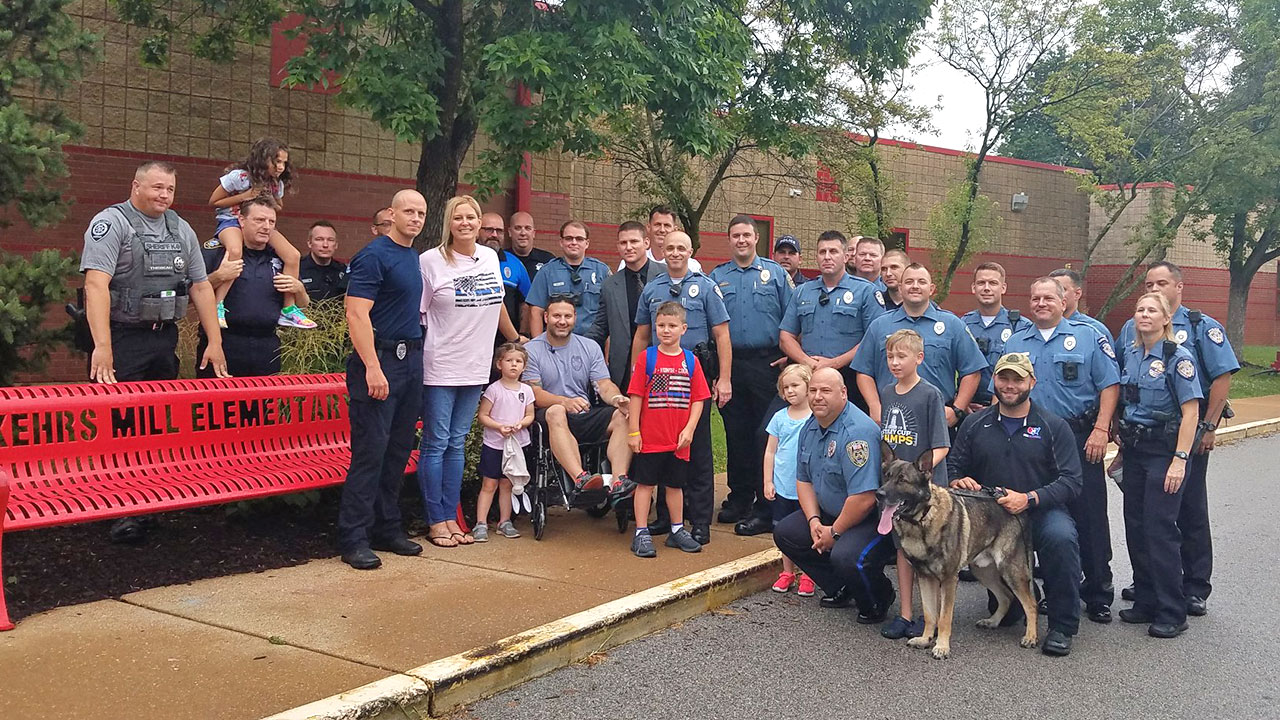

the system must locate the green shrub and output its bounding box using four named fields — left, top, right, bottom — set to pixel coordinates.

left=0, top=249, right=77, bottom=386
